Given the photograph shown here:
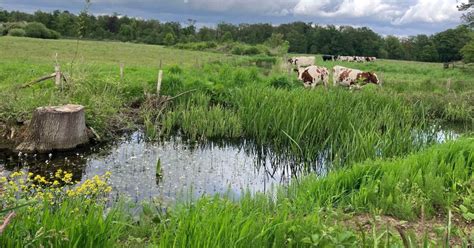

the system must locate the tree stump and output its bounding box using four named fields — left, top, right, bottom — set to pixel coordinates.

left=16, top=104, right=89, bottom=153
